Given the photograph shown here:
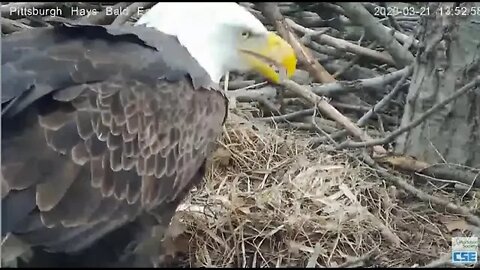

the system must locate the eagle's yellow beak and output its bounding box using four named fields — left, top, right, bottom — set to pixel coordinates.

left=240, top=32, right=297, bottom=83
